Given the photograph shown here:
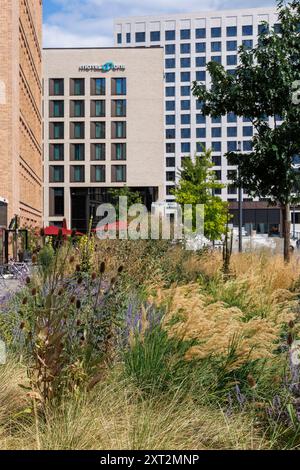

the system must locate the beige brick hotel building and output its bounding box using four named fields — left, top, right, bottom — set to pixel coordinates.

left=0, top=0, right=43, bottom=228
left=43, top=48, right=164, bottom=232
